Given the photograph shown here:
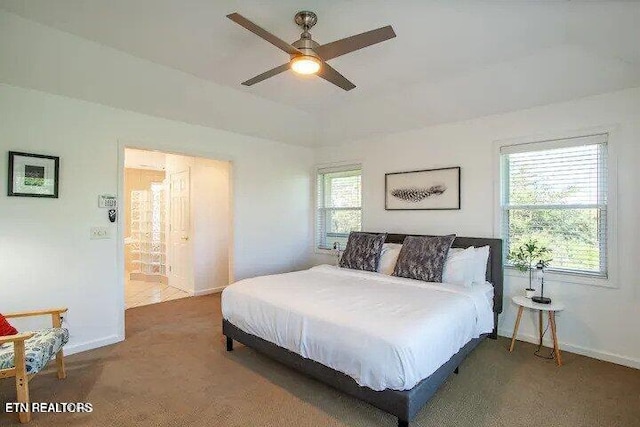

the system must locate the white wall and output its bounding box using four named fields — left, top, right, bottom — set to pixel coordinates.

left=191, top=158, right=231, bottom=295
left=0, top=84, right=313, bottom=354
left=313, top=87, right=640, bottom=368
